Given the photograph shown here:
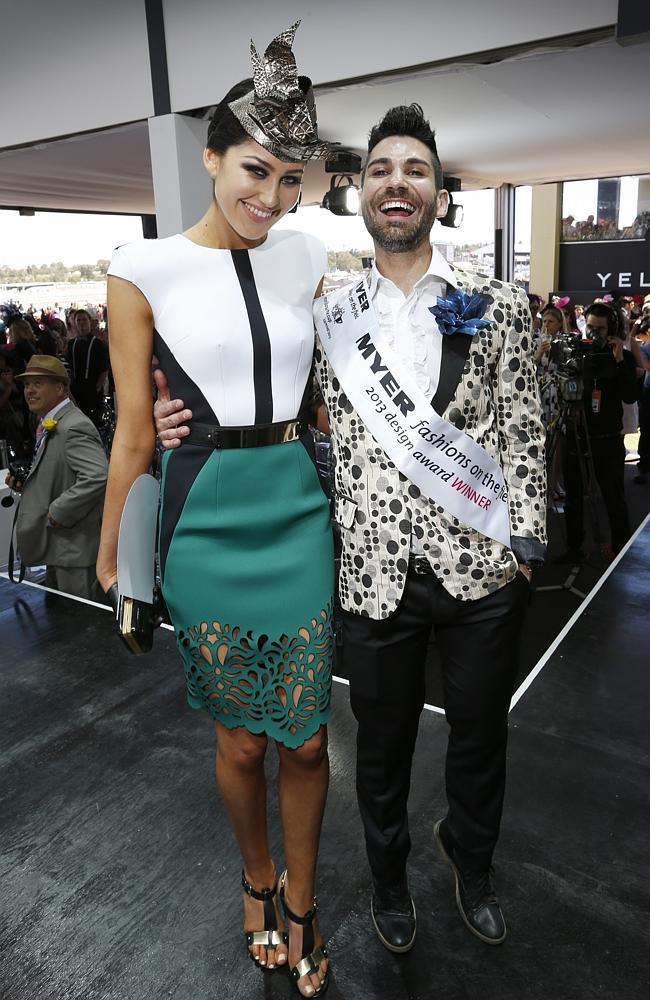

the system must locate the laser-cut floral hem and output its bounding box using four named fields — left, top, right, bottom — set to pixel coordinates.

left=177, top=601, right=334, bottom=749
